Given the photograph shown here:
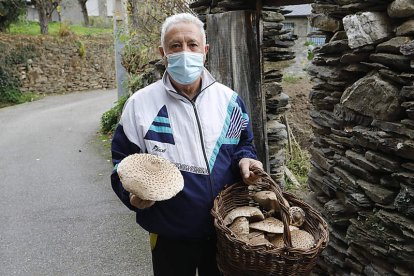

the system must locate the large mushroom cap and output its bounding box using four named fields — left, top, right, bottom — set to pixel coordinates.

left=249, top=217, right=298, bottom=234
left=223, top=206, right=264, bottom=226
left=117, top=153, right=184, bottom=201
left=270, top=229, right=315, bottom=249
